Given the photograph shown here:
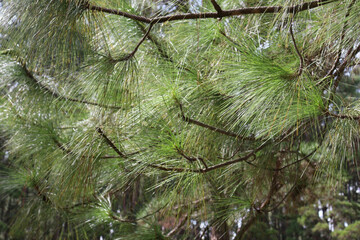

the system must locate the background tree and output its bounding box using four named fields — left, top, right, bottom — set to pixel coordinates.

left=0, top=0, right=359, bottom=239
